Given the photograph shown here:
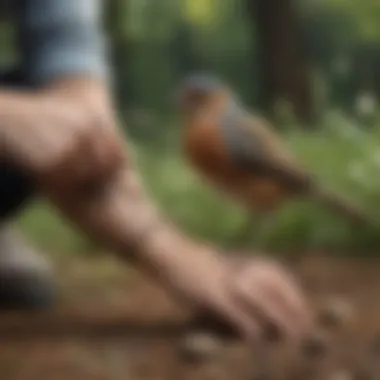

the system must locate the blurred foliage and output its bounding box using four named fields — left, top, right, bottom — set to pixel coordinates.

left=103, top=0, right=380, bottom=128
left=4, top=0, right=380, bottom=254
